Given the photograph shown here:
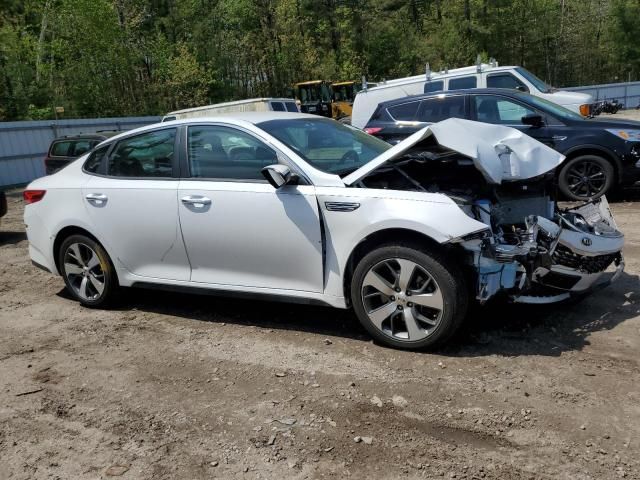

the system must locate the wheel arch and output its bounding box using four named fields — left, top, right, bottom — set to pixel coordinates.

left=53, top=225, right=108, bottom=276
left=341, top=227, right=461, bottom=305
left=561, top=144, right=622, bottom=184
